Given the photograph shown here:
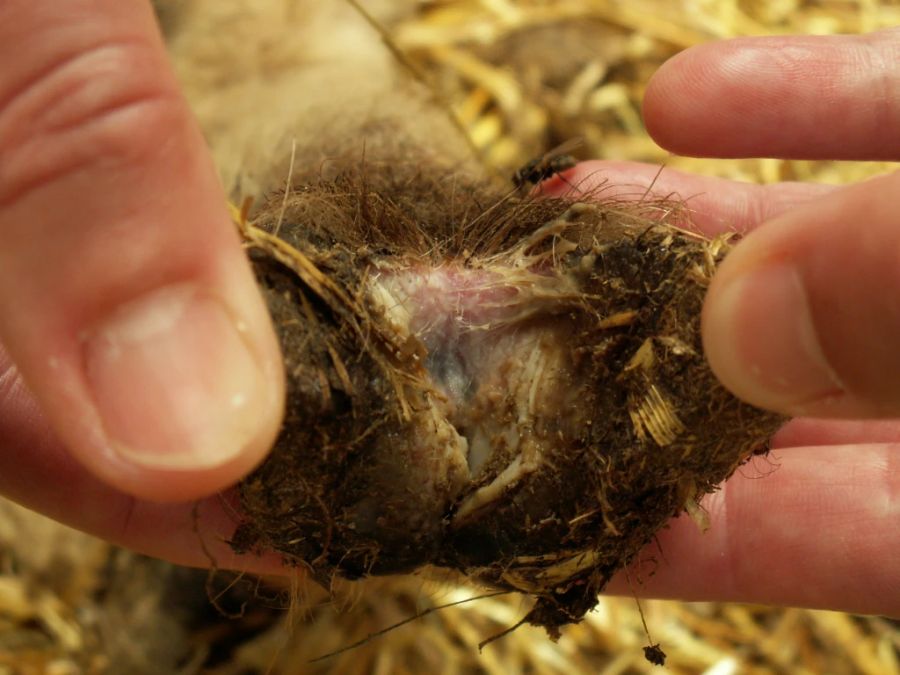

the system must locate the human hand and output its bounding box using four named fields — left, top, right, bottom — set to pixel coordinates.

left=548, top=30, right=900, bottom=617
left=0, top=1, right=284, bottom=565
